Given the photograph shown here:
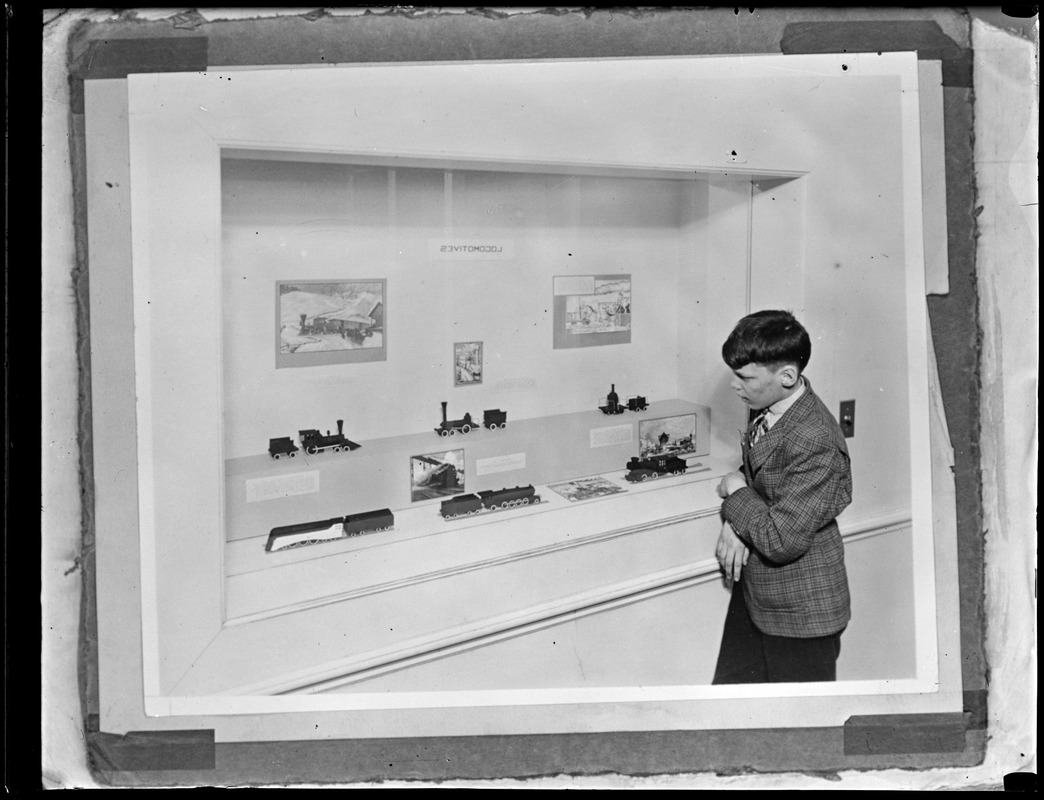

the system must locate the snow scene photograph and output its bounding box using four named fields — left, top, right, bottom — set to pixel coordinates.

left=278, top=280, right=385, bottom=356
